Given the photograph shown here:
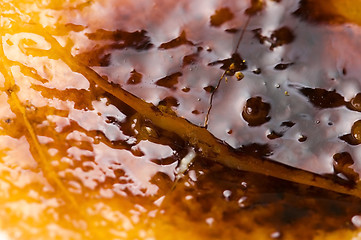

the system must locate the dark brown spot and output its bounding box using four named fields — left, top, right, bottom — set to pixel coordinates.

left=333, top=152, right=359, bottom=183
left=242, top=96, right=271, bottom=126
left=183, top=53, right=198, bottom=66
left=254, top=27, right=295, bottom=50
left=225, top=28, right=238, bottom=33
left=267, top=131, right=283, bottom=140
left=131, top=147, right=145, bottom=157
left=98, top=53, right=111, bottom=66
left=299, top=88, right=345, bottom=108
left=252, top=68, right=262, bottom=74
left=85, top=29, right=153, bottom=50
left=76, top=29, right=153, bottom=66
left=210, top=7, right=234, bottom=27
left=342, top=68, right=347, bottom=75
left=192, top=110, right=200, bottom=115
left=270, top=27, right=295, bottom=49
left=298, top=135, right=307, bottom=142
left=182, top=87, right=190, bottom=92
left=159, top=31, right=194, bottom=49
left=127, top=69, right=142, bottom=85
left=158, top=96, right=179, bottom=108
left=268, top=121, right=295, bottom=139
left=339, top=134, right=359, bottom=146
left=155, top=72, right=182, bottom=89
left=274, top=63, right=293, bottom=70
left=203, top=85, right=215, bottom=93
left=281, top=121, right=295, bottom=128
